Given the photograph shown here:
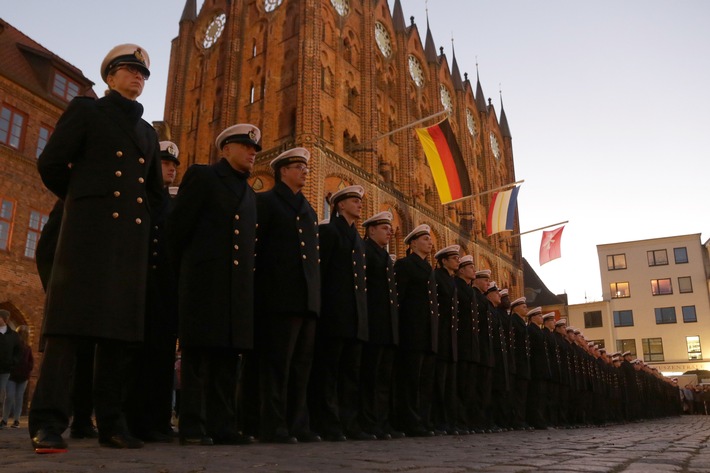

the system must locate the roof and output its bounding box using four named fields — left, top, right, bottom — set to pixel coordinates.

left=523, top=257, right=566, bottom=306
left=0, top=19, right=96, bottom=102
